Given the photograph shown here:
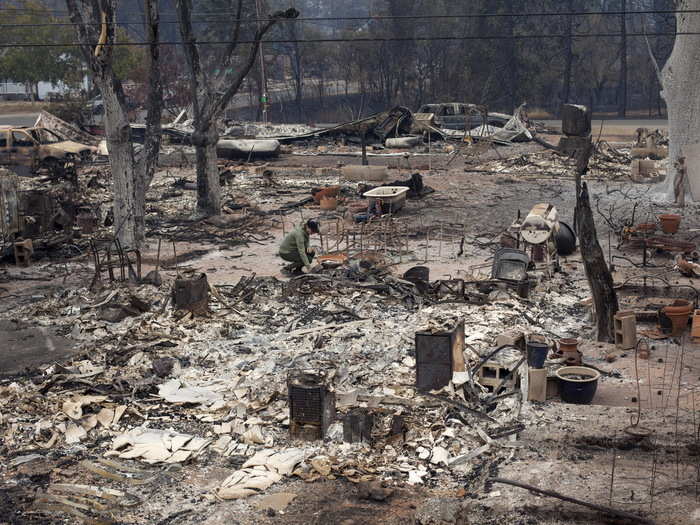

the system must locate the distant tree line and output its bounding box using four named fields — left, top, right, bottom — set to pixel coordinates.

left=258, top=0, right=676, bottom=120
left=1, top=0, right=676, bottom=120
left=0, top=0, right=145, bottom=100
